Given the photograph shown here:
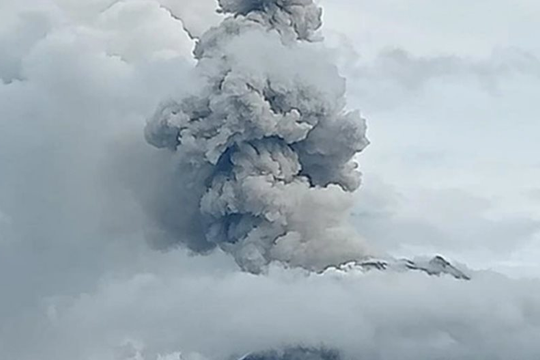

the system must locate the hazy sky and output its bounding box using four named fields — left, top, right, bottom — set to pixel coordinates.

left=321, top=0, right=540, bottom=275
left=1, top=1, right=540, bottom=359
